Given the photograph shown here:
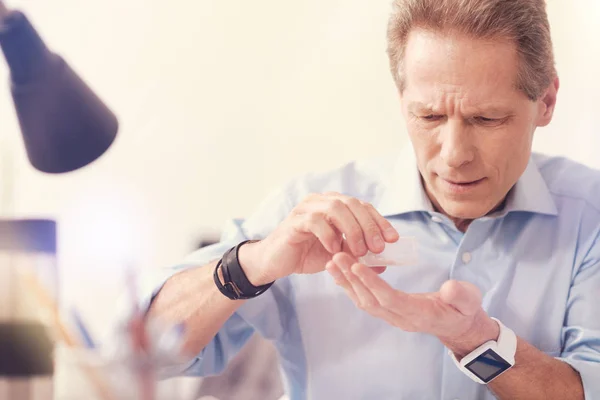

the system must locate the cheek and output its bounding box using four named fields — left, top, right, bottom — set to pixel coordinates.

left=407, top=123, right=437, bottom=156
left=408, top=131, right=438, bottom=175
left=481, top=128, right=533, bottom=183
